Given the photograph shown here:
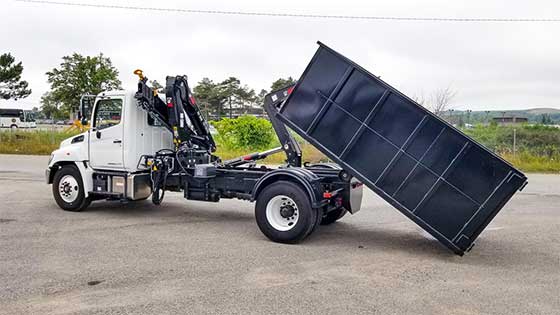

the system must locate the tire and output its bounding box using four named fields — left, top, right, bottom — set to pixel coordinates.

left=320, top=208, right=347, bottom=225
left=255, top=181, right=318, bottom=244
left=52, top=165, right=91, bottom=211
left=10, top=125, right=17, bottom=130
